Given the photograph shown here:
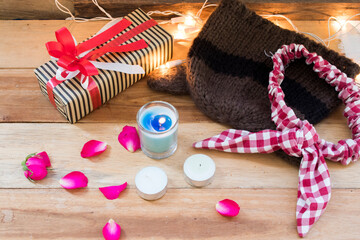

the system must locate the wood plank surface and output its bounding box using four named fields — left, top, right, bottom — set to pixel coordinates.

left=0, top=69, right=209, bottom=123
left=0, top=121, right=356, bottom=189
left=0, top=20, right=348, bottom=123
left=2, top=1, right=360, bottom=20
left=0, top=0, right=74, bottom=20
left=0, top=19, right=344, bottom=69
left=1, top=6, right=360, bottom=239
left=1, top=188, right=360, bottom=239
left=74, top=1, right=360, bottom=21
